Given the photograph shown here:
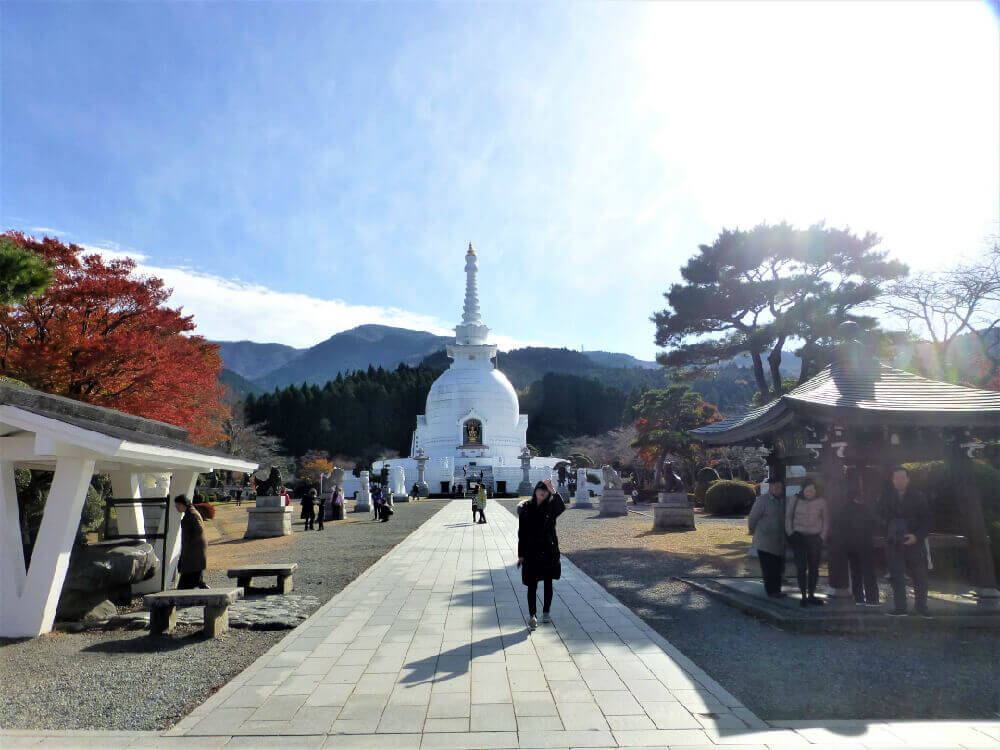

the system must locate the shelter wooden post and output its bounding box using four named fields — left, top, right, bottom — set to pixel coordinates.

left=0, top=461, right=28, bottom=622
left=3, top=458, right=95, bottom=637
left=163, top=470, right=199, bottom=589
